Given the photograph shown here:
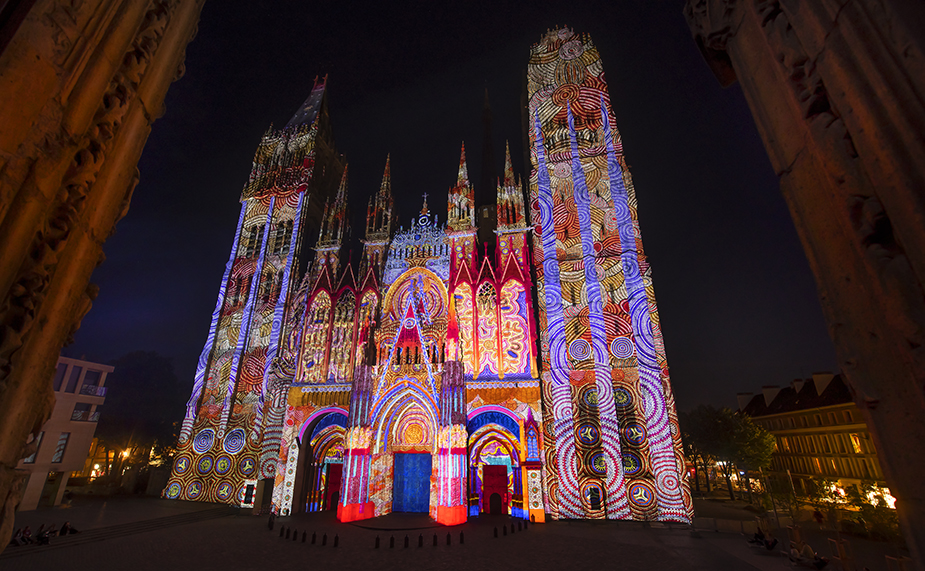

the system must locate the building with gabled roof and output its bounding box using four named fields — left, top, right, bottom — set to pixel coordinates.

left=739, top=373, right=888, bottom=495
